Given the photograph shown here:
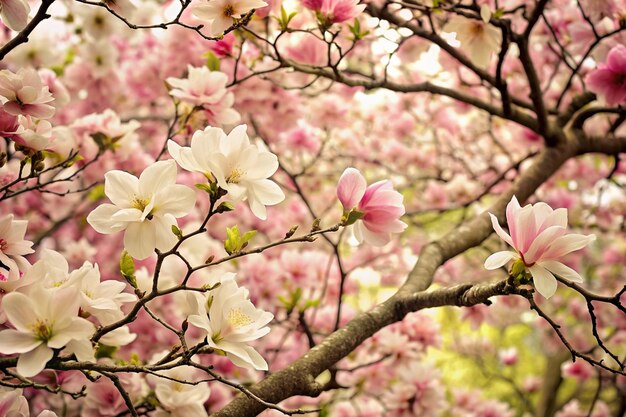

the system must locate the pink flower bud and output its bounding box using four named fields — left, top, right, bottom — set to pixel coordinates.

left=336, top=167, right=366, bottom=210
